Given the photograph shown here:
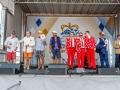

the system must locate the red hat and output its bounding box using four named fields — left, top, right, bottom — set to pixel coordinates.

left=99, top=31, right=105, bottom=35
